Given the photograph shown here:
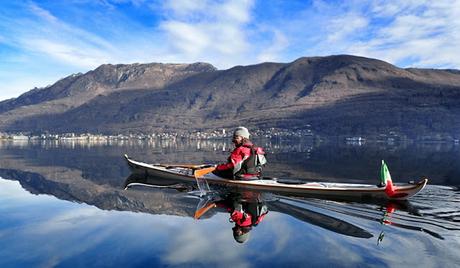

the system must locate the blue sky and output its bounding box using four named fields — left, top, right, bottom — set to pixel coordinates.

left=1, top=0, right=460, bottom=101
